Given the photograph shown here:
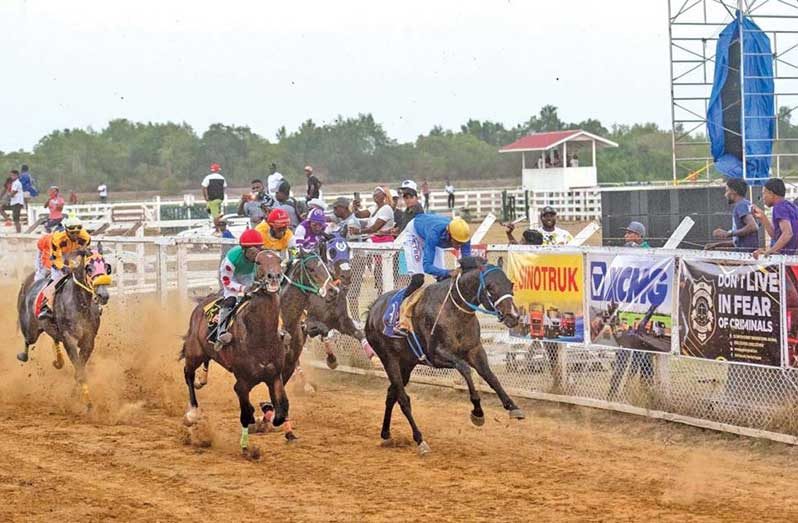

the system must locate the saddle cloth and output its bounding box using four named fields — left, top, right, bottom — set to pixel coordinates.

left=382, top=286, right=426, bottom=338
left=34, top=276, right=70, bottom=317
left=204, top=297, right=251, bottom=342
